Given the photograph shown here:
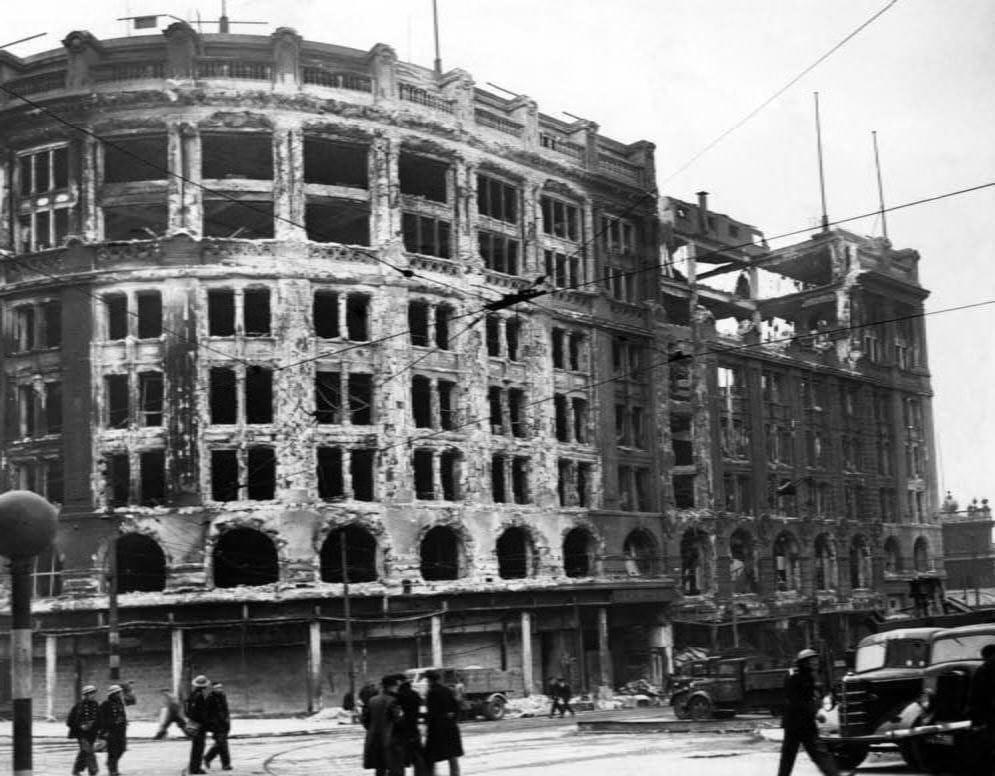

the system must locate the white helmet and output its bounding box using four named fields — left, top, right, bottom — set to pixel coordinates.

left=796, top=648, right=819, bottom=662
